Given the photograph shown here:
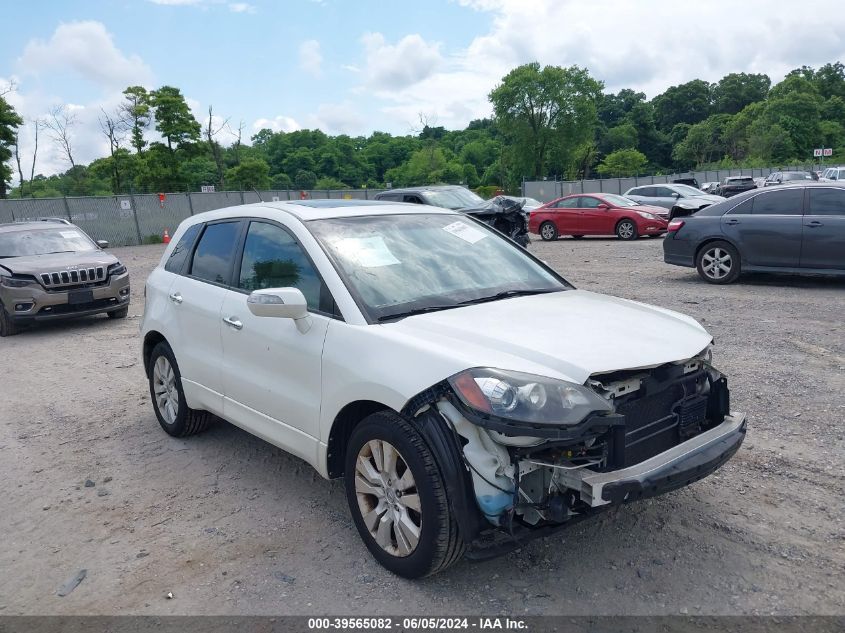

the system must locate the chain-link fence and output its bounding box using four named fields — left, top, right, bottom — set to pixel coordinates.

left=522, top=165, right=820, bottom=202
left=0, top=189, right=387, bottom=246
